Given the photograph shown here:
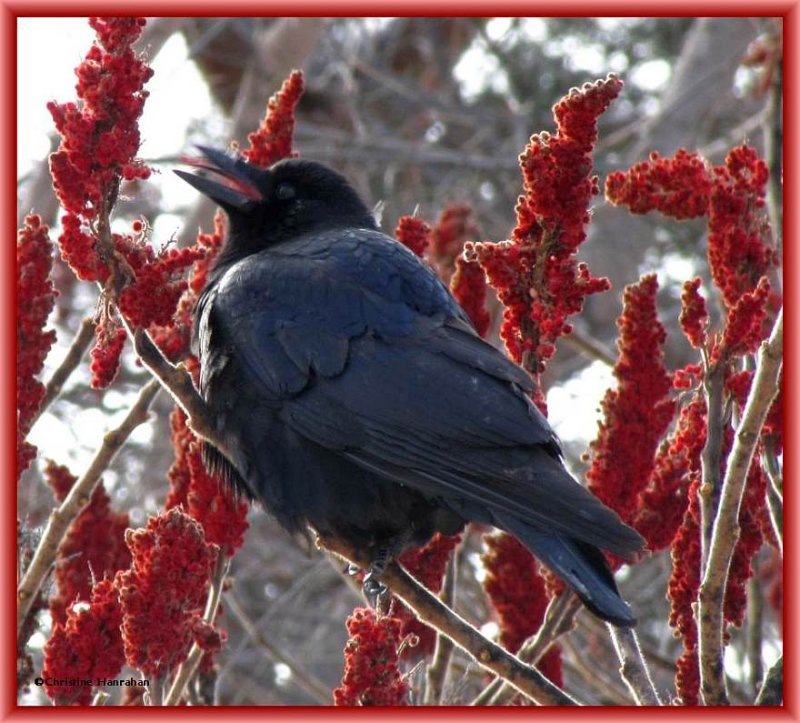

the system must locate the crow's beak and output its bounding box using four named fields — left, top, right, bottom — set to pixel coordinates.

left=174, top=145, right=263, bottom=210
